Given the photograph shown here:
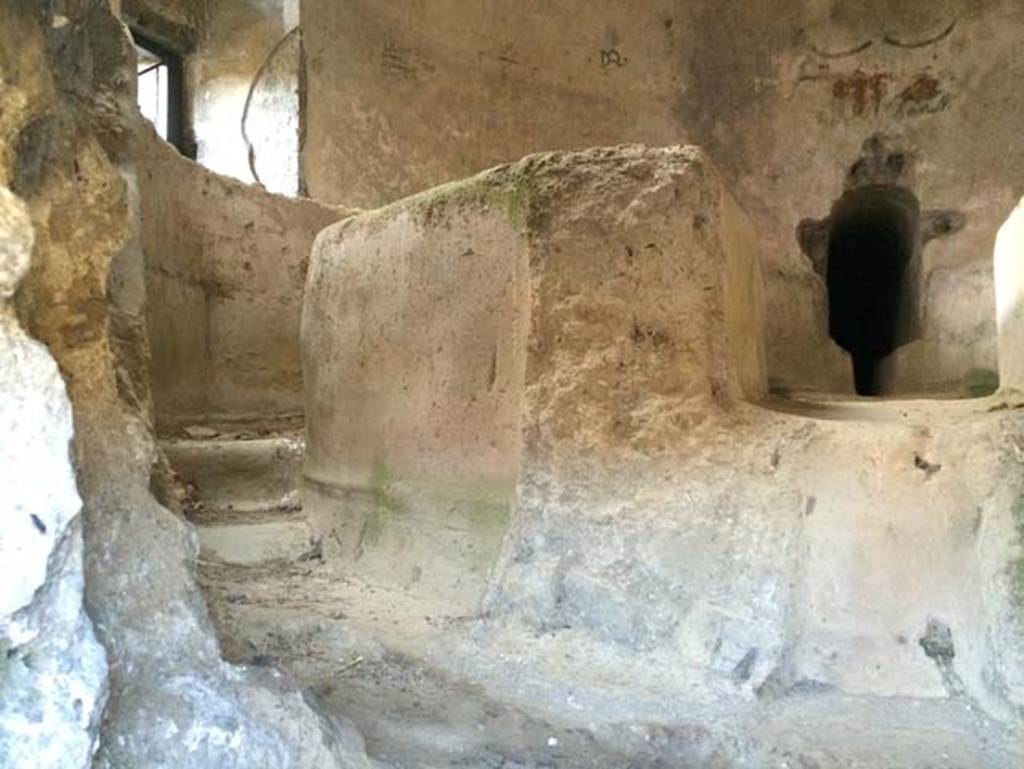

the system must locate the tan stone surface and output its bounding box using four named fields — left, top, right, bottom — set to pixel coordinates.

left=300, top=0, right=1019, bottom=396
left=138, top=131, right=345, bottom=431
left=303, top=144, right=764, bottom=613
left=0, top=185, right=108, bottom=769
left=1, top=3, right=374, bottom=767
left=303, top=144, right=1024, bottom=731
